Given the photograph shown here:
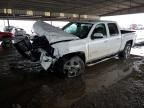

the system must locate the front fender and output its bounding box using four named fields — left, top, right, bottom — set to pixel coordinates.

left=52, top=39, right=87, bottom=59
